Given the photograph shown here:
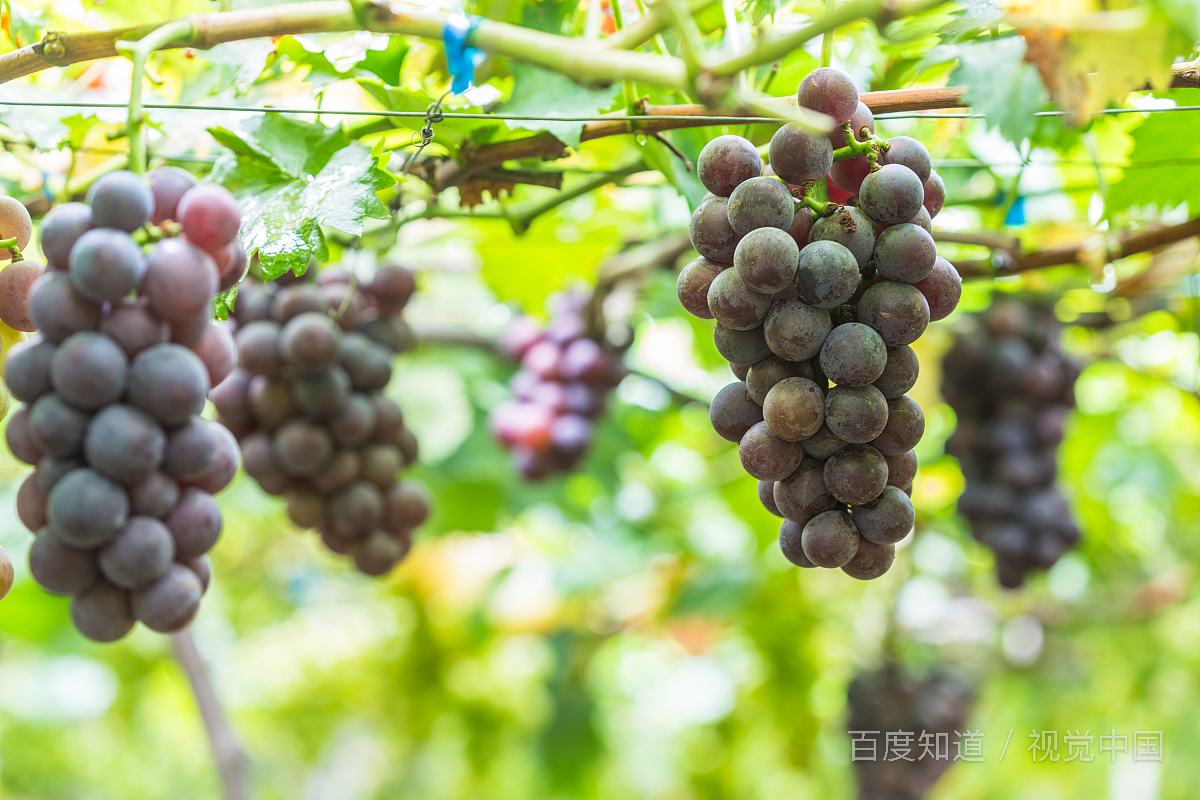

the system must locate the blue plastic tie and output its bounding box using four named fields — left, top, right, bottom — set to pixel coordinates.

left=1004, top=195, right=1027, bottom=226
left=444, top=14, right=484, bottom=94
